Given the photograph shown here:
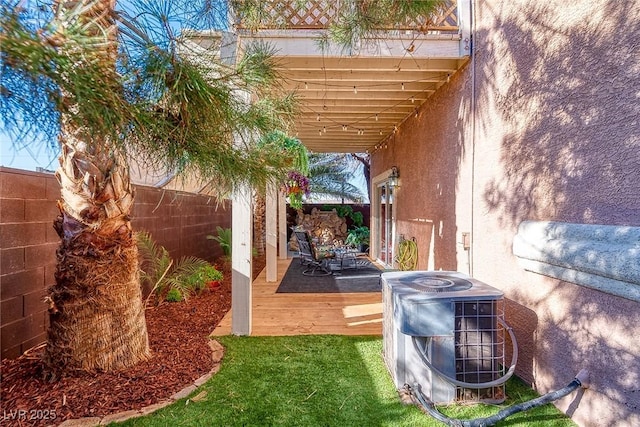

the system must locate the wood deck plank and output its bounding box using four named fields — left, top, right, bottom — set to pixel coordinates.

left=211, top=258, right=383, bottom=336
